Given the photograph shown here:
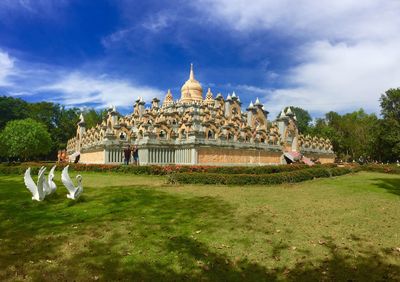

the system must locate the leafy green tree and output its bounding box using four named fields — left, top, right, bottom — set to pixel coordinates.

left=82, top=108, right=107, bottom=129
left=0, top=96, right=29, bottom=129
left=377, top=88, right=400, bottom=161
left=52, top=107, right=80, bottom=150
left=310, top=109, right=378, bottom=161
left=0, top=119, right=52, bottom=161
